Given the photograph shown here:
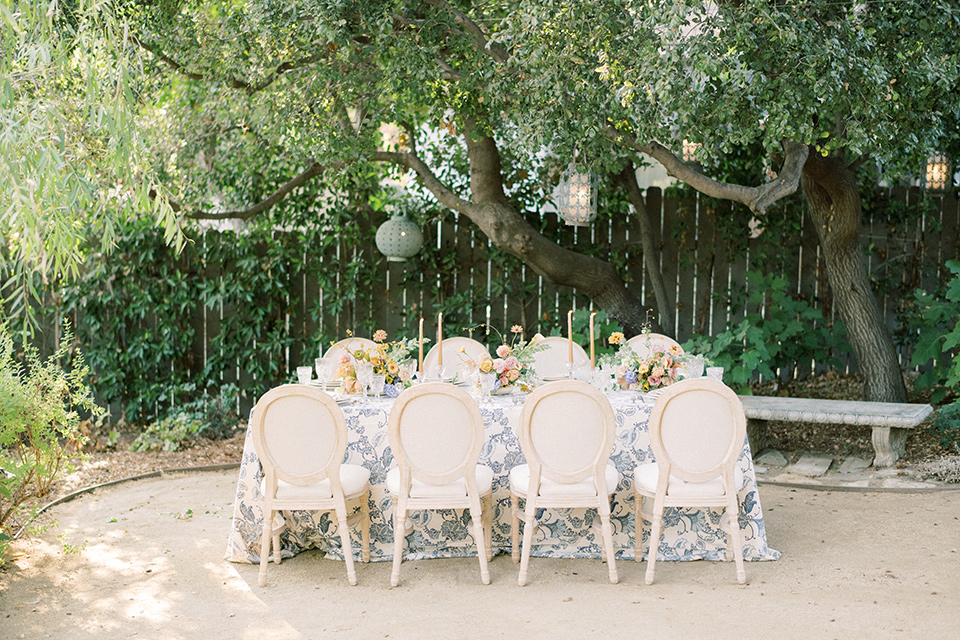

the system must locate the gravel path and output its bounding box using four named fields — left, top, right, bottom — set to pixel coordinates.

left=2, top=469, right=959, bottom=639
